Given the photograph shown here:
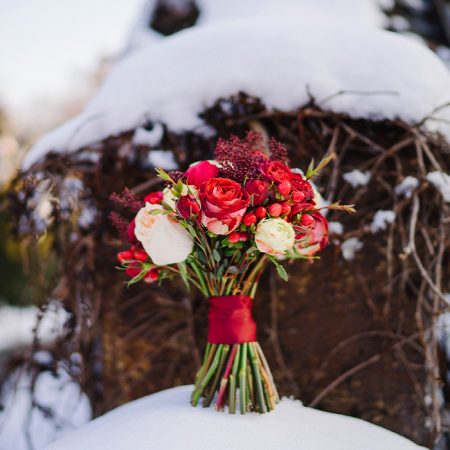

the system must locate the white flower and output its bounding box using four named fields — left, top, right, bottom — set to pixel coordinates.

left=134, top=203, right=193, bottom=265
left=255, top=218, right=295, bottom=256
